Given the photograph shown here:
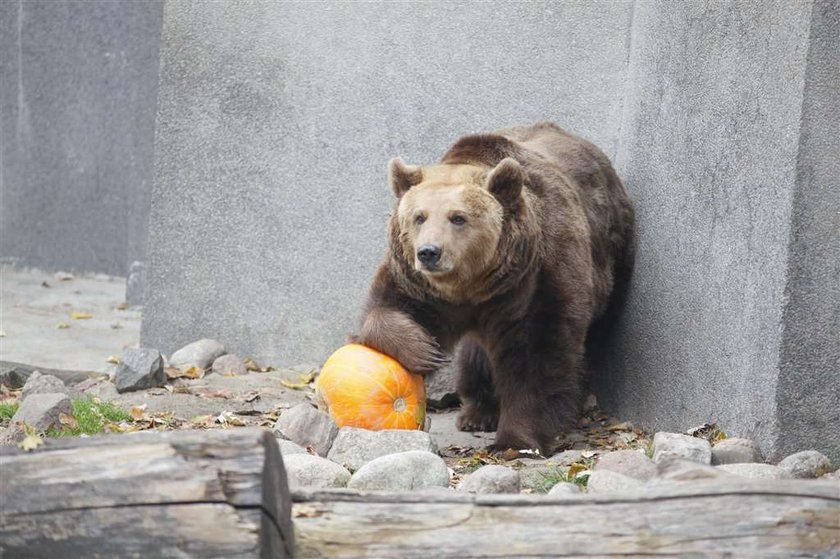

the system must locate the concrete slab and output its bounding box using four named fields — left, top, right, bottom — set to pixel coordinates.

left=0, top=266, right=140, bottom=371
